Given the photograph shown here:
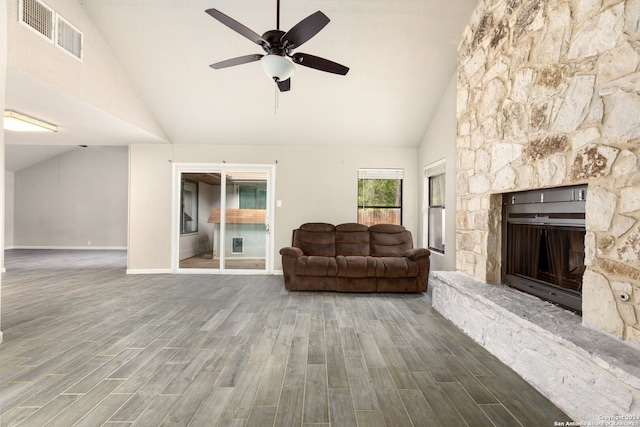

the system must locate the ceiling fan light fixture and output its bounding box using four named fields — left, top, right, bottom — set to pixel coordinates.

left=261, top=54, right=295, bottom=82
